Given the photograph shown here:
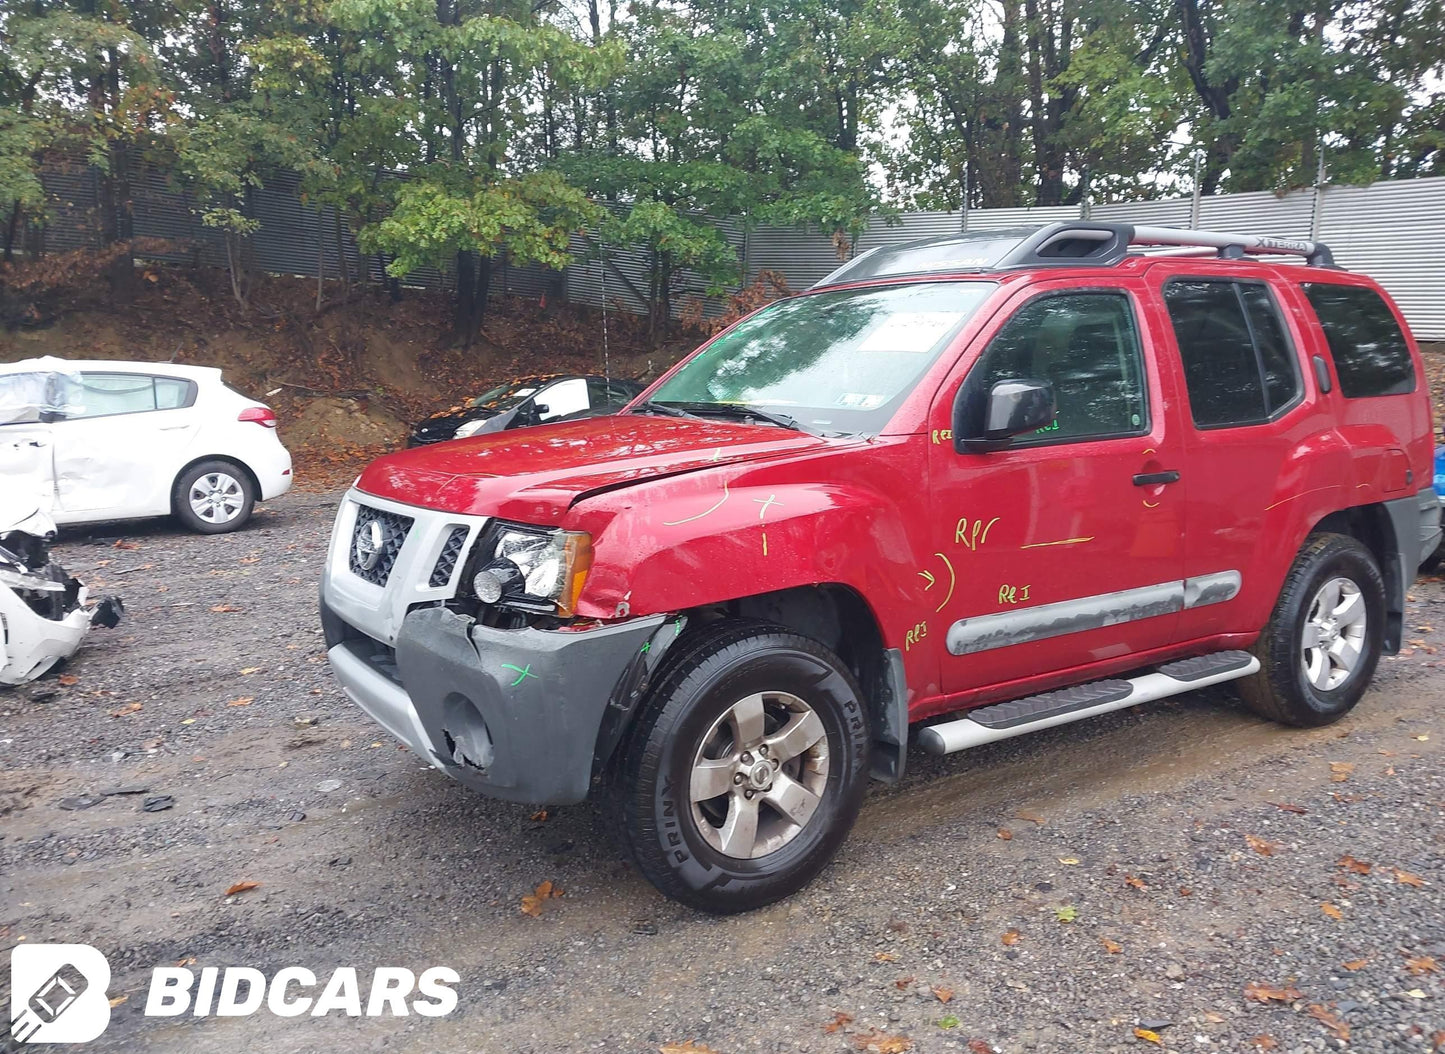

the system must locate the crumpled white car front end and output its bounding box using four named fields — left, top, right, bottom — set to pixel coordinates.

left=0, top=428, right=124, bottom=685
